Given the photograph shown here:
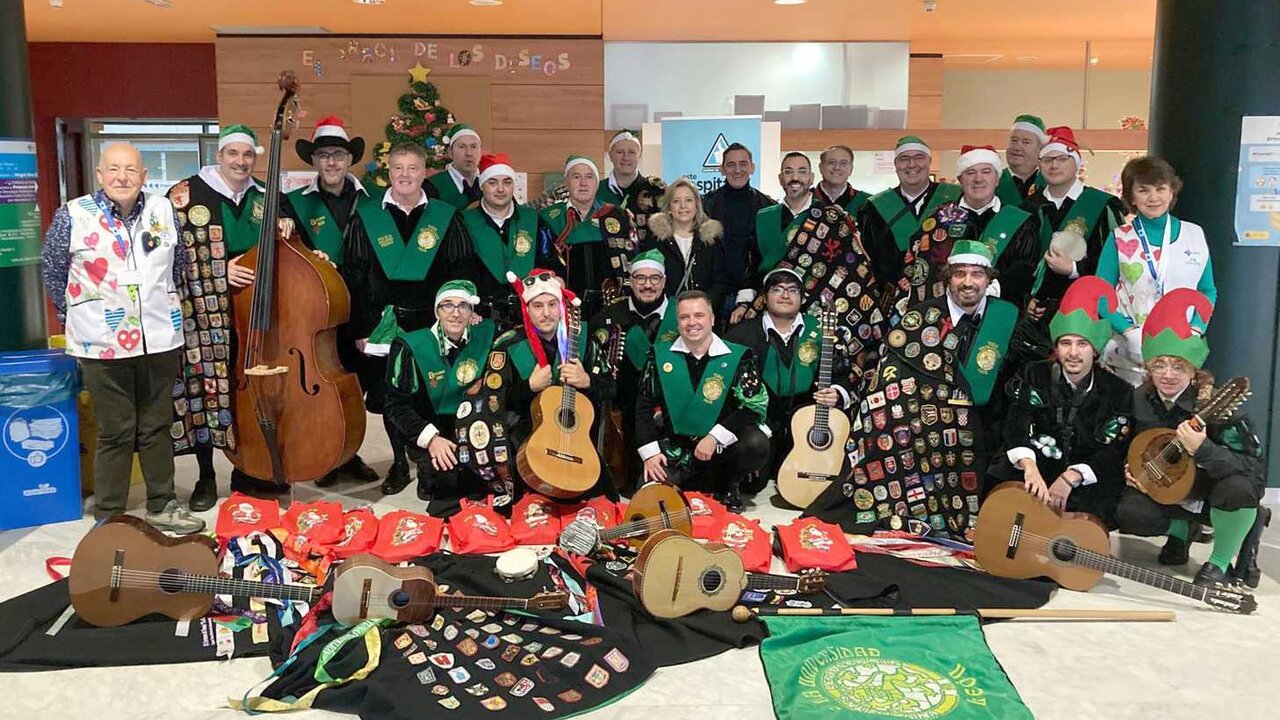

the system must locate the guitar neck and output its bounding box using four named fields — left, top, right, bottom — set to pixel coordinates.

left=813, top=316, right=835, bottom=431
left=598, top=509, right=693, bottom=543
left=437, top=594, right=534, bottom=612
left=561, top=310, right=582, bottom=409
left=1069, top=549, right=1211, bottom=603
left=180, top=573, right=320, bottom=604
left=744, top=572, right=802, bottom=592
